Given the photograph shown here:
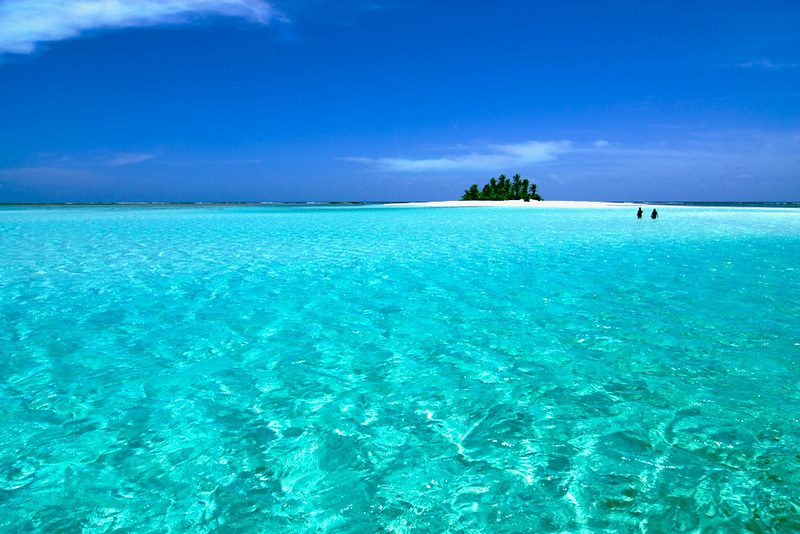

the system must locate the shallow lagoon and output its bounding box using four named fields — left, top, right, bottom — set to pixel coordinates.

left=1, top=205, right=799, bottom=531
